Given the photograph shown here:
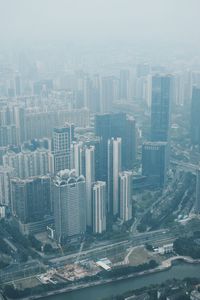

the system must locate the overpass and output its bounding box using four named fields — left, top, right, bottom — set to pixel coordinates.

left=171, top=160, right=199, bottom=174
